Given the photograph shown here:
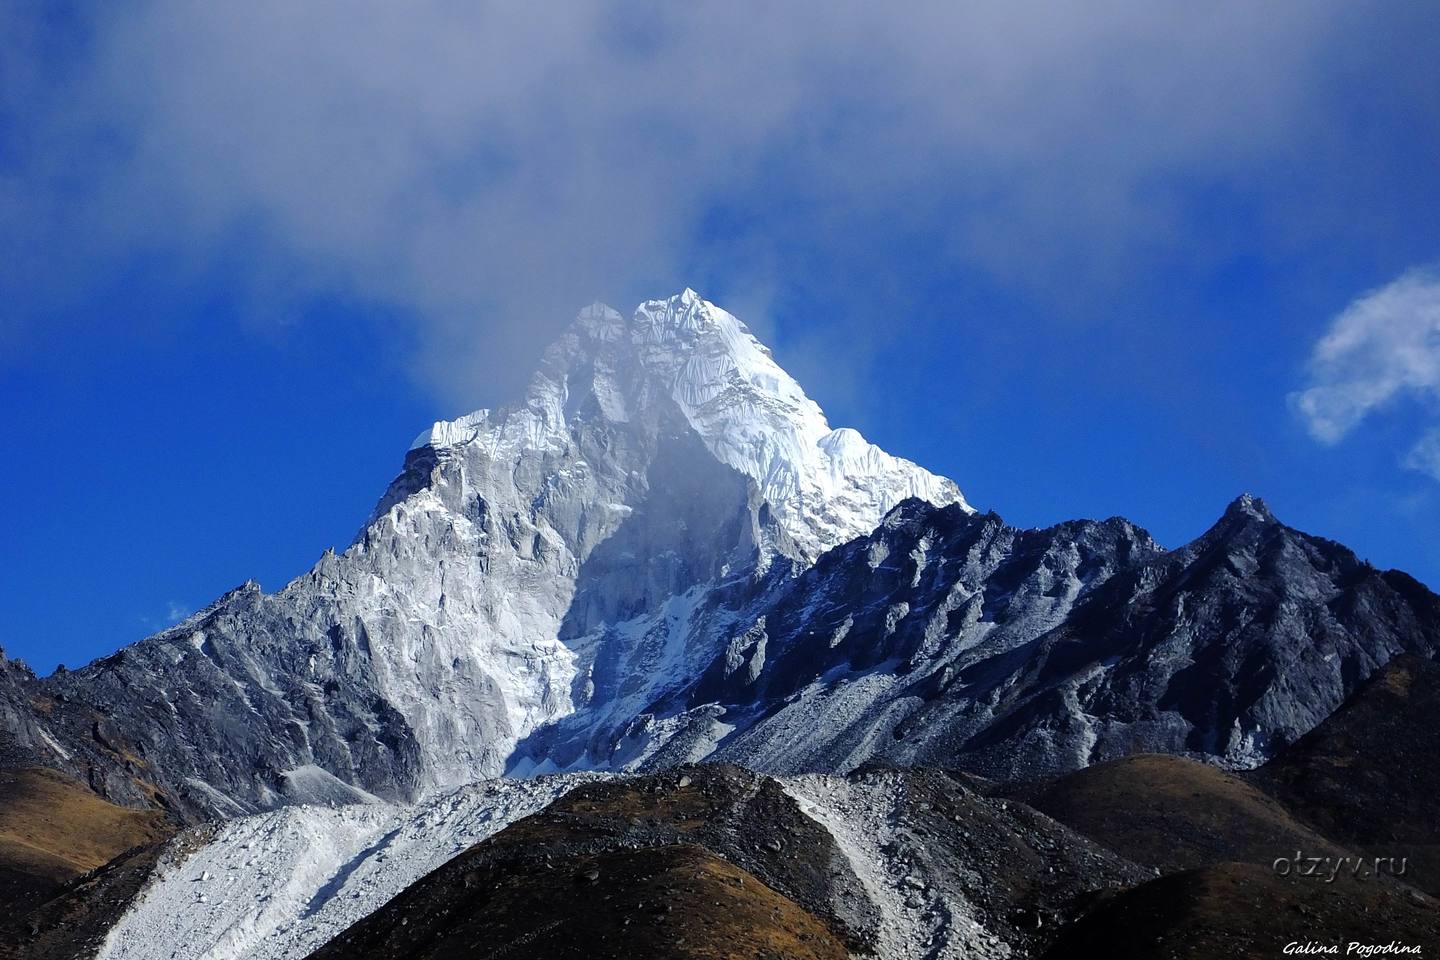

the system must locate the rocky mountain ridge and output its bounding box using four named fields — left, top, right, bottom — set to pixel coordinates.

left=625, top=490, right=1440, bottom=780
left=0, top=292, right=1436, bottom=823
